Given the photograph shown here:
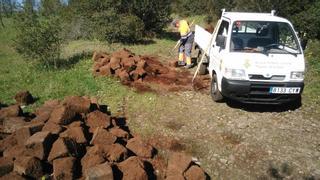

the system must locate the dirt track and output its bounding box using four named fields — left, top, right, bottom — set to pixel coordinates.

left=92, top=49, right=320, bottom=179
left=126, top=85, right=320, bottom=179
